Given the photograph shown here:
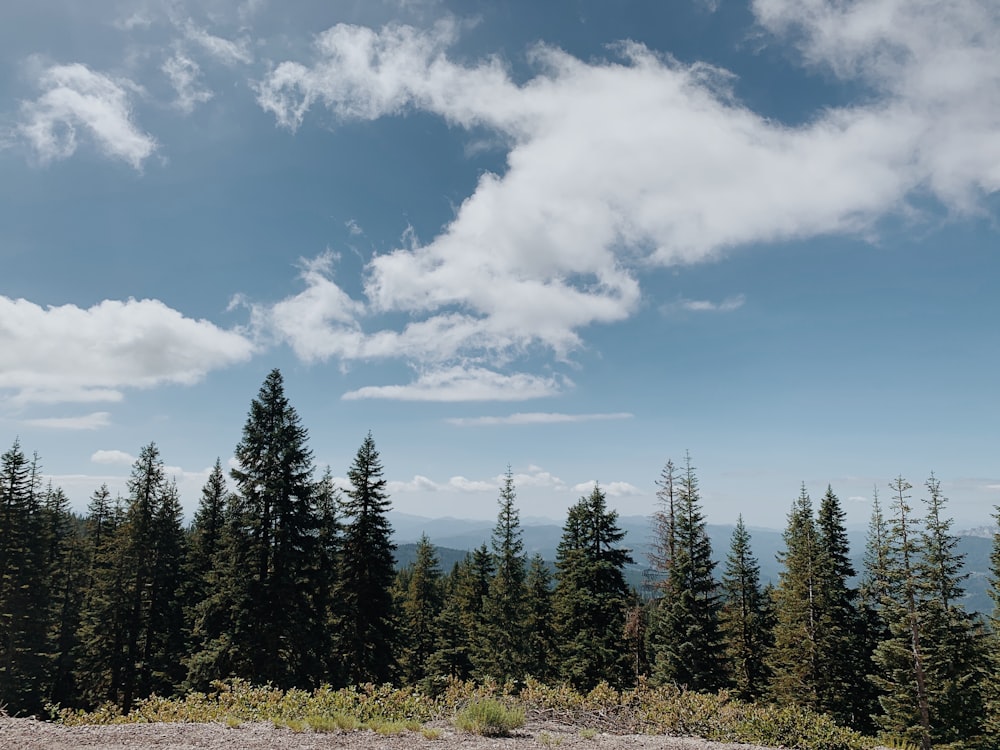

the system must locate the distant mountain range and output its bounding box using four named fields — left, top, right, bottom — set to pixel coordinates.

left=390, top=511, right=997, bottom=615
